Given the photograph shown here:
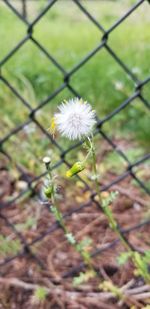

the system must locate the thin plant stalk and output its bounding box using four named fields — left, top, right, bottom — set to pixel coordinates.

left=44, top=161, right=95, bottom=276
left=88, top=138, right=150, bottom=283
left=88, top=137, right=131, bottom=249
